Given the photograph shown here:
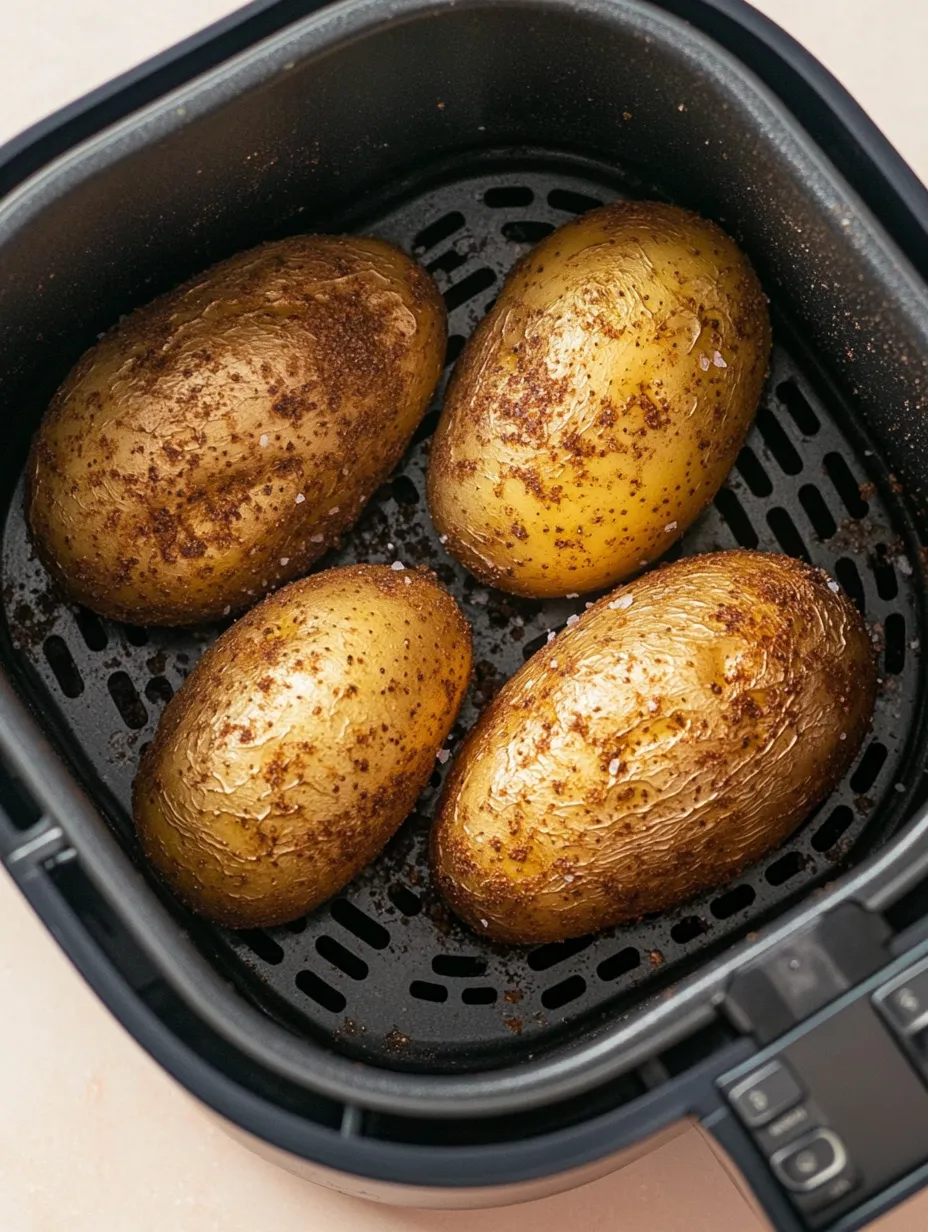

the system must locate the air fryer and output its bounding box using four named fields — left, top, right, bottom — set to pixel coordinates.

left=1, top=0, right=928, bottom=1228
